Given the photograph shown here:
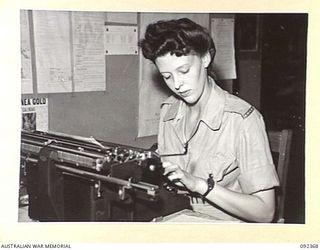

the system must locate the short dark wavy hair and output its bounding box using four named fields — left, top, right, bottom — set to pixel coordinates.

left=139, top=18, right=216, bottom=64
